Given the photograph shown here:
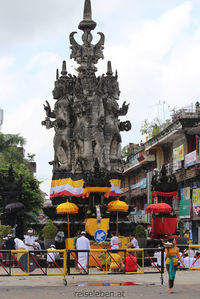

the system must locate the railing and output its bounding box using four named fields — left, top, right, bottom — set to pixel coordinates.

left=0, top=244, right=199, bottom=286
